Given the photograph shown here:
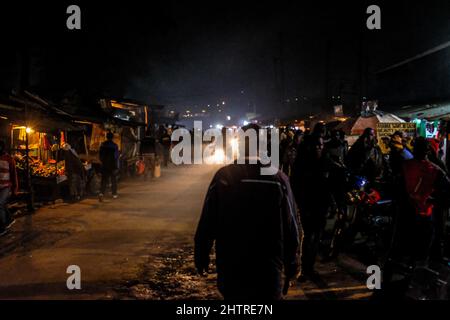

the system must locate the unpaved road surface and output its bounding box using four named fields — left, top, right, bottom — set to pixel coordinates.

left=0, top=164, right=371, bottom=300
